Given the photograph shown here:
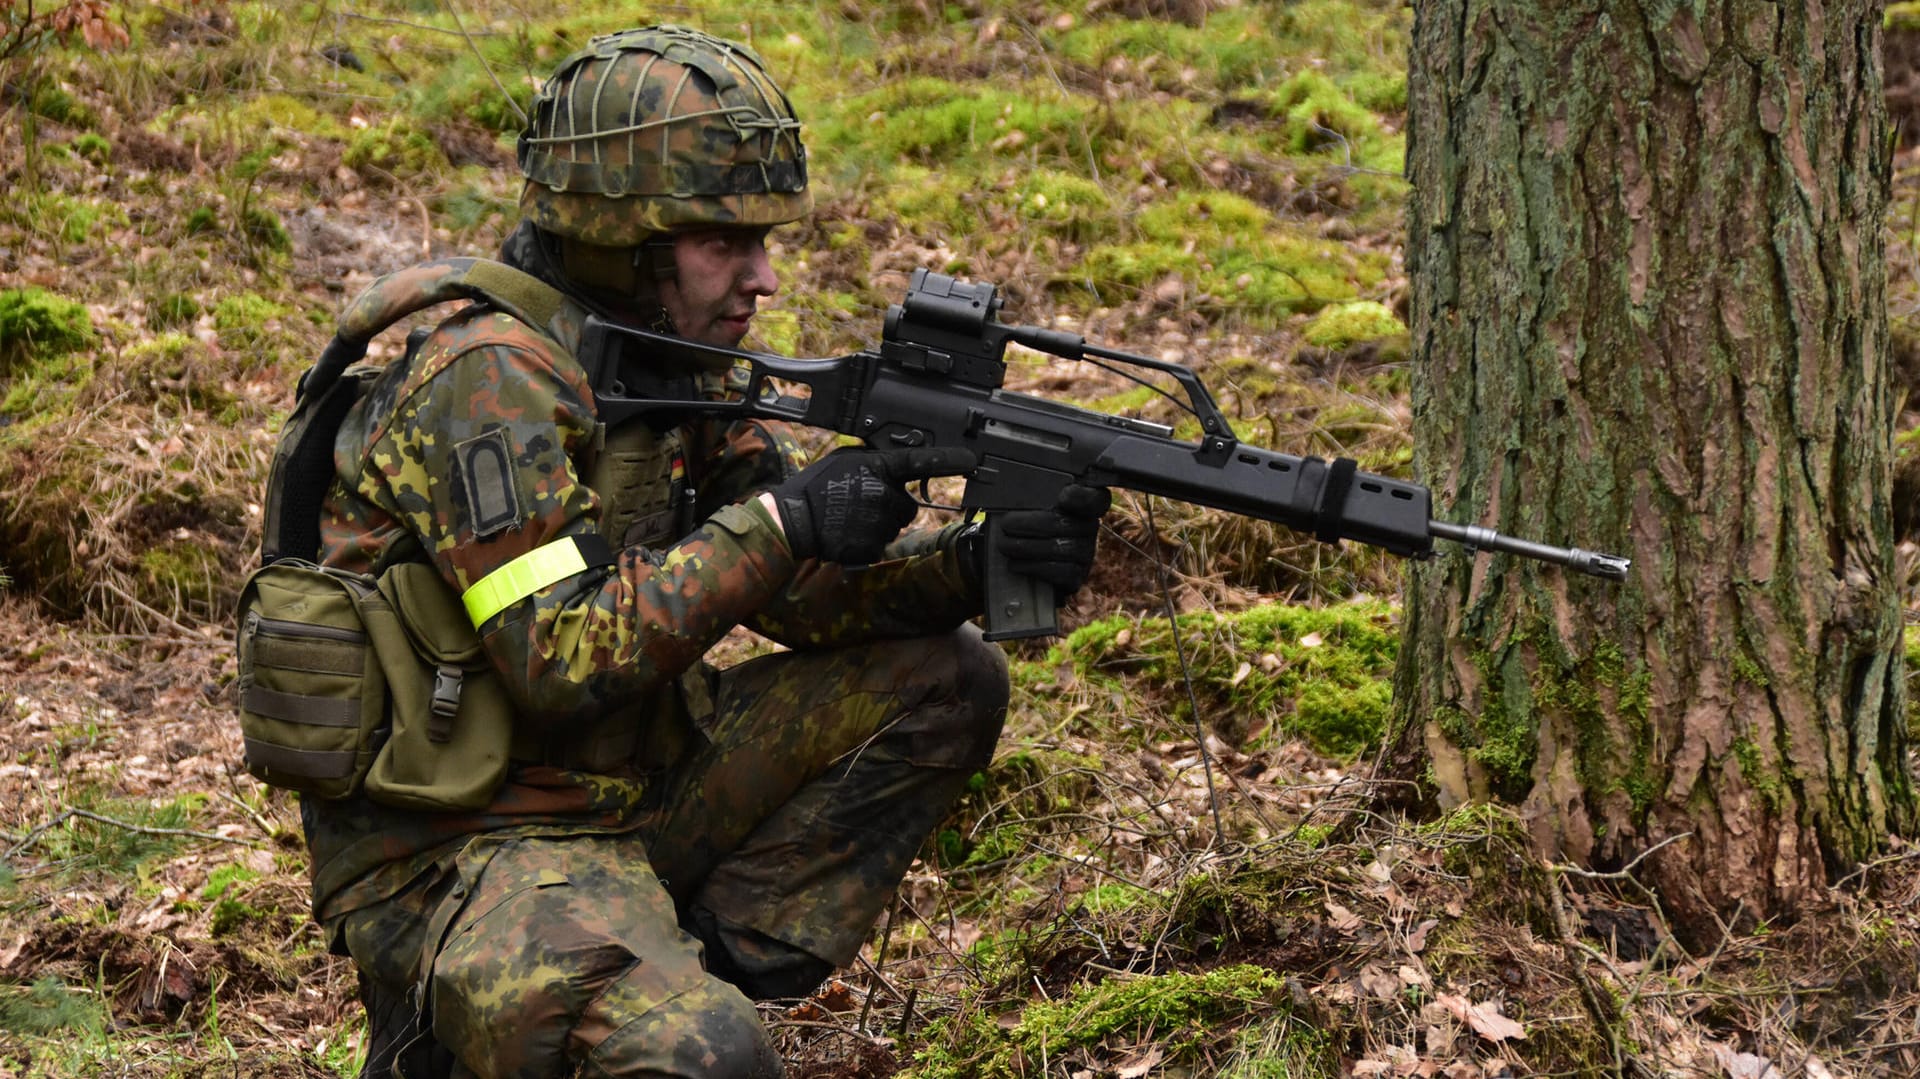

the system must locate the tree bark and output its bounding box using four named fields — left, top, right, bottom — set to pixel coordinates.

left=1392, top=0, right=1913, bottom=945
